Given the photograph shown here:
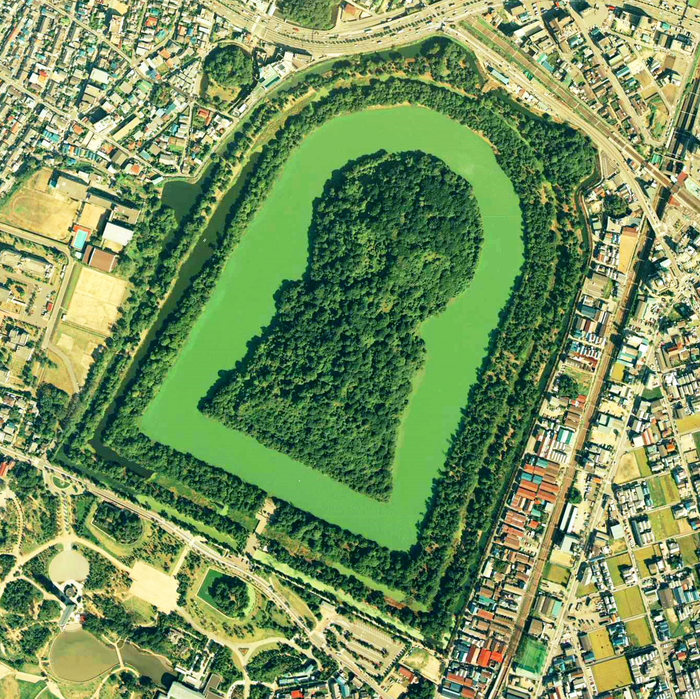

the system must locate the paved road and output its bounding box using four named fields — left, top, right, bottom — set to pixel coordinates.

left=208, top=0, right=487, bottom=54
